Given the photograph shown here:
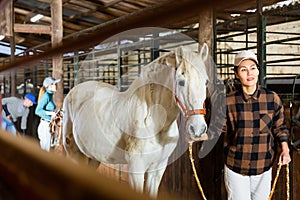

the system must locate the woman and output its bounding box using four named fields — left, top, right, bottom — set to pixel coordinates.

left=35, top=77, right=60, bottom=151
left=2, top=93, right=36, bottom=135
left=223, top=50, right=291, bottom=200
